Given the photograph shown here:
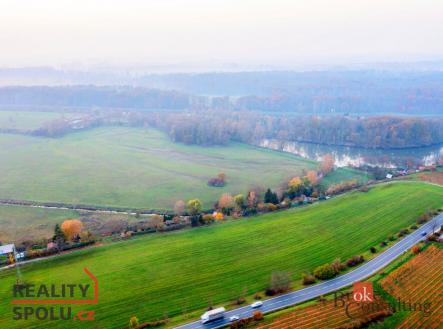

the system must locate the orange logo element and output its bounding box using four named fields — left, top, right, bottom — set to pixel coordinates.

left=353, top=282, right=374, bottom=303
